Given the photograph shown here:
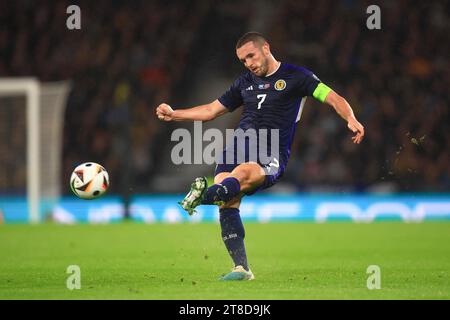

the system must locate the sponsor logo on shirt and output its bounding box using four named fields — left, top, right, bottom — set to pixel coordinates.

left=258, top=83, right=271, bottom=90
left=245, top=85, right=254, bottom=91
